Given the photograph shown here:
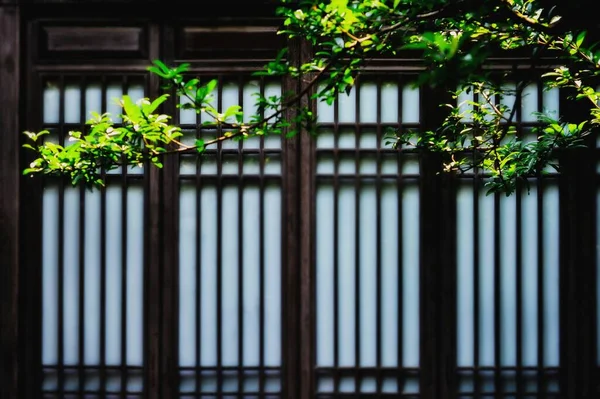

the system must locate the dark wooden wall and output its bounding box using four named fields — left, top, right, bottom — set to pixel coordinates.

left=0, top=3, right=20, bottom=399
